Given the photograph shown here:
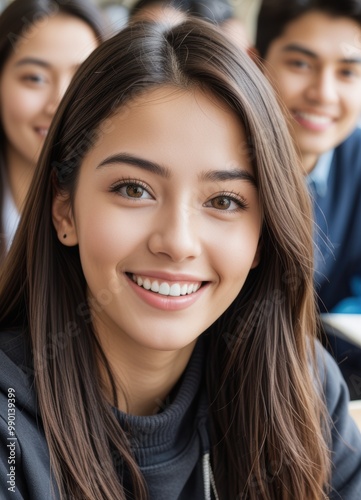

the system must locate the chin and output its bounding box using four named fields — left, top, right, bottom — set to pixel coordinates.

left=135, top=331, right=199, bottom=352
